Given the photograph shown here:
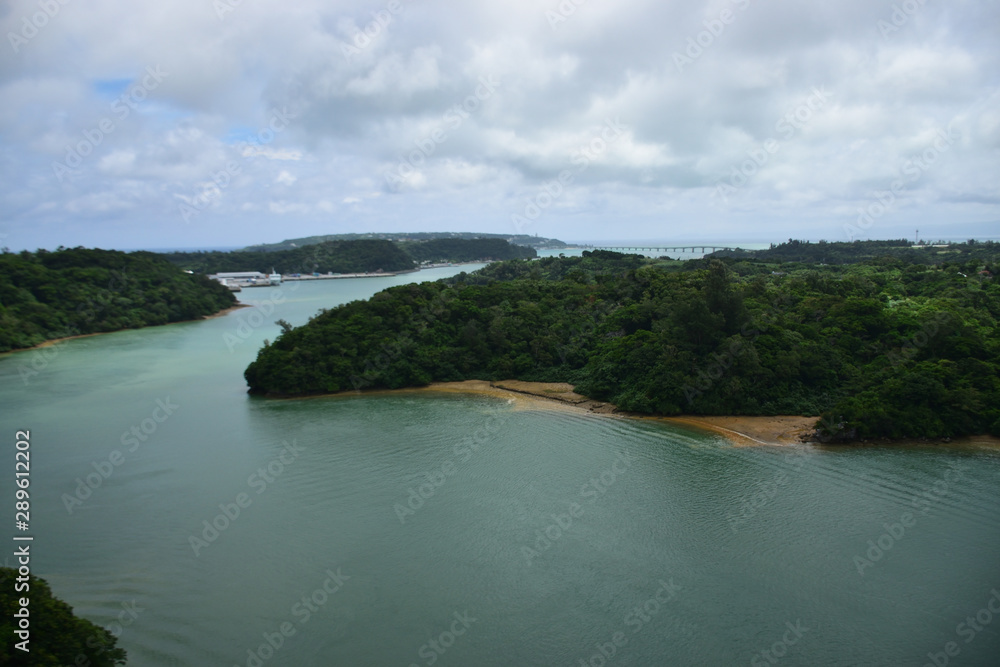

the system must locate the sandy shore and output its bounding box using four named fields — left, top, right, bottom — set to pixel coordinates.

left=8, top=303, right=249, bottom=352
left=382, top=380, right=1000, bottom=449
left=397, top=380, right=808, bottom=445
